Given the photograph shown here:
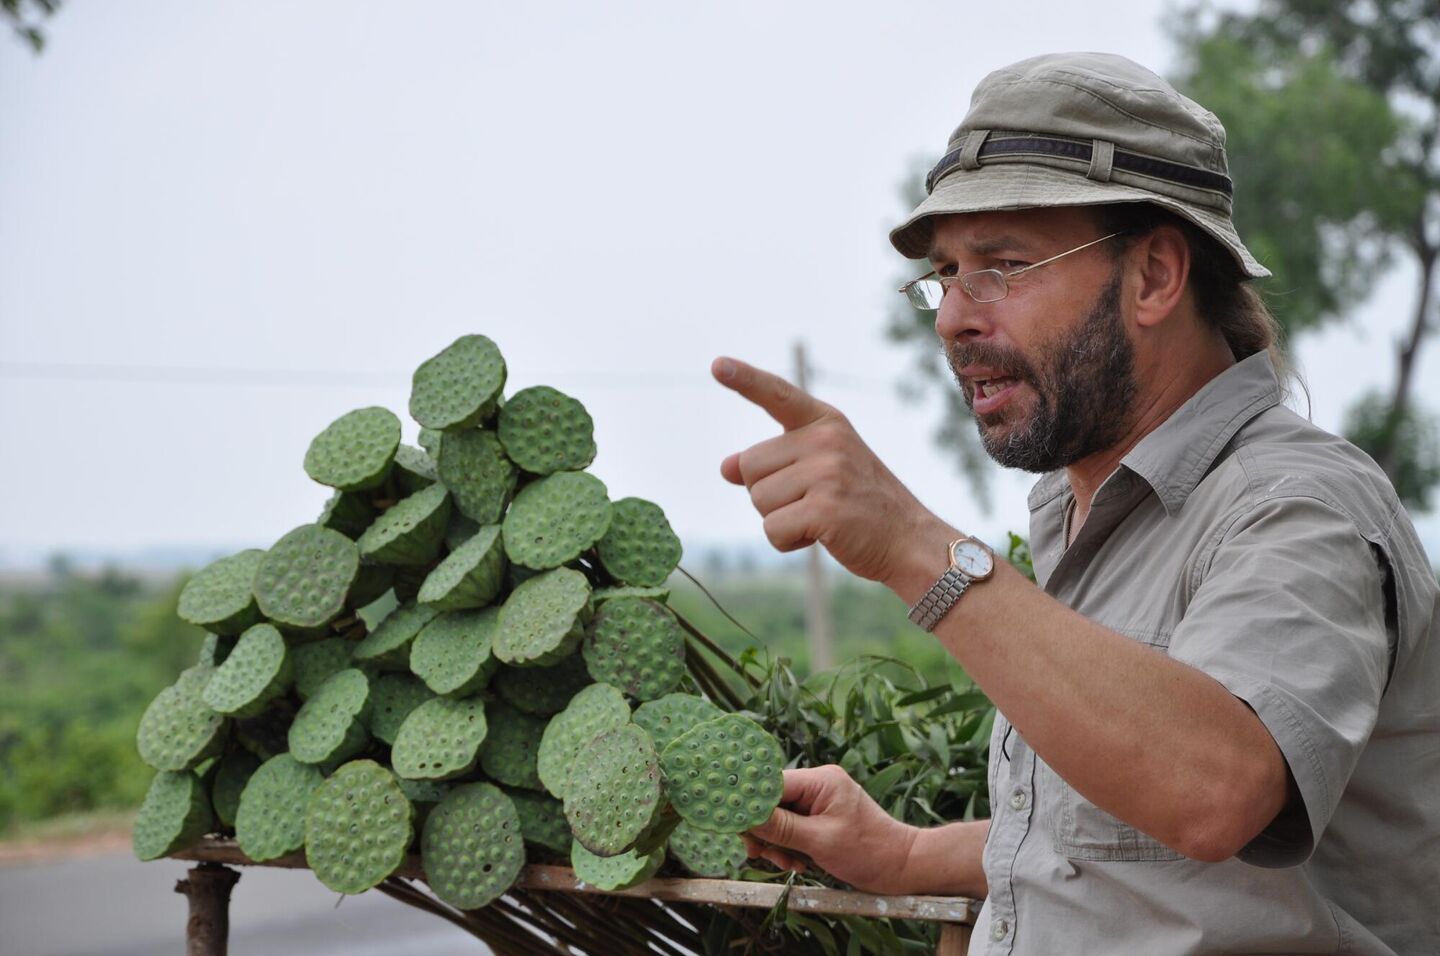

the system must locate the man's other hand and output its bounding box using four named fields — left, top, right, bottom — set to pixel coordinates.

left=743, top=765, right=919, bottom=895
